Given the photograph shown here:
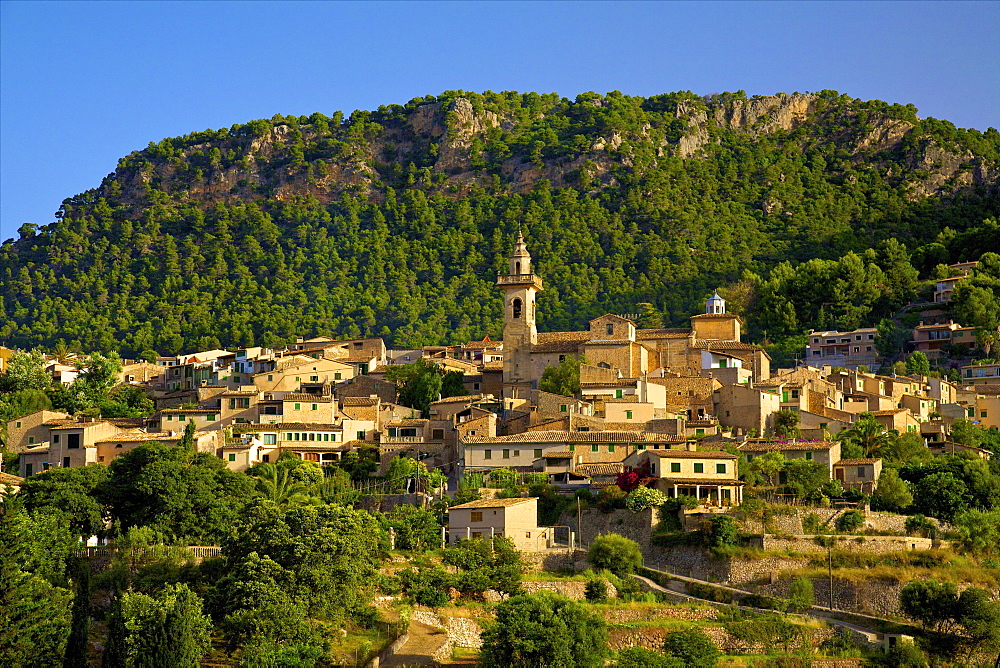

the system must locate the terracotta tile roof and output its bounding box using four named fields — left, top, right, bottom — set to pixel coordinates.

left=283, top=443, right=352, bottom=451
left=576, top=463, right=624, bottom=476
left=223, top=390, right=259, bottom=396
left=386, top=419, right=427, bottom=427
left=537, top=331, right=590, bottom=343
left=693, top=339, right=763, bottom=352
left=232, top=422, right=341, bottom=431
left=871, top=409, right=908, bottom=416
left=341, top=397, right=379, bottom=406
left=431, top=394, right=485, bottom=405
left=95, top=432, right=188, bottom=443
left=482, top=361, right=504, bottom=371
left=658, top=476, right=745, bottom=485
left=739, top=441, right=837, bottom=452
left=643, top=449, right=738, bottom=459
left=636, top=328, right=692, bottom=340
left=464, top=430, right=680, bottom=444
left=283, top=393, right=332, bottom=402
left=541, top=451, right=573, bottom=458
left=581, top=380, right=638, bottom=388
left=531, top=340, right=586, bottom=353
left=583, top=339, right=638, bottom=346
left=160, top=408, right=217, bottom=414
left=338, top=356, right=377, bottom=364
left=0, top=472, right=24, bottom=486
left=835, top=458, right=881, bottom=465
left=449, top=497, right=536, bottom=509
